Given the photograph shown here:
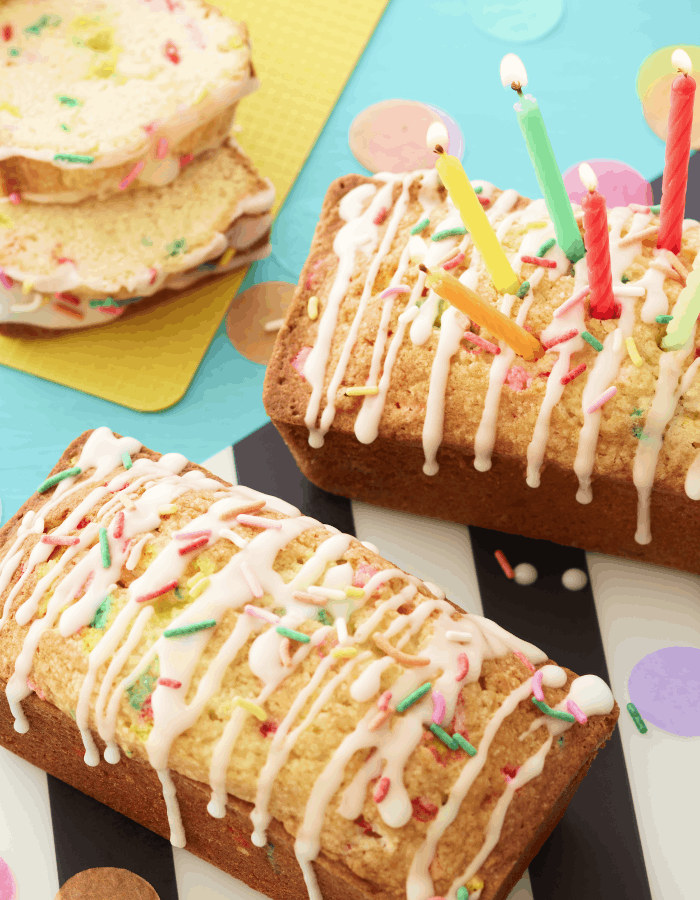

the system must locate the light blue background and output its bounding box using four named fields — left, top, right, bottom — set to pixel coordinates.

left=2, top=0, right=698, bottom=518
